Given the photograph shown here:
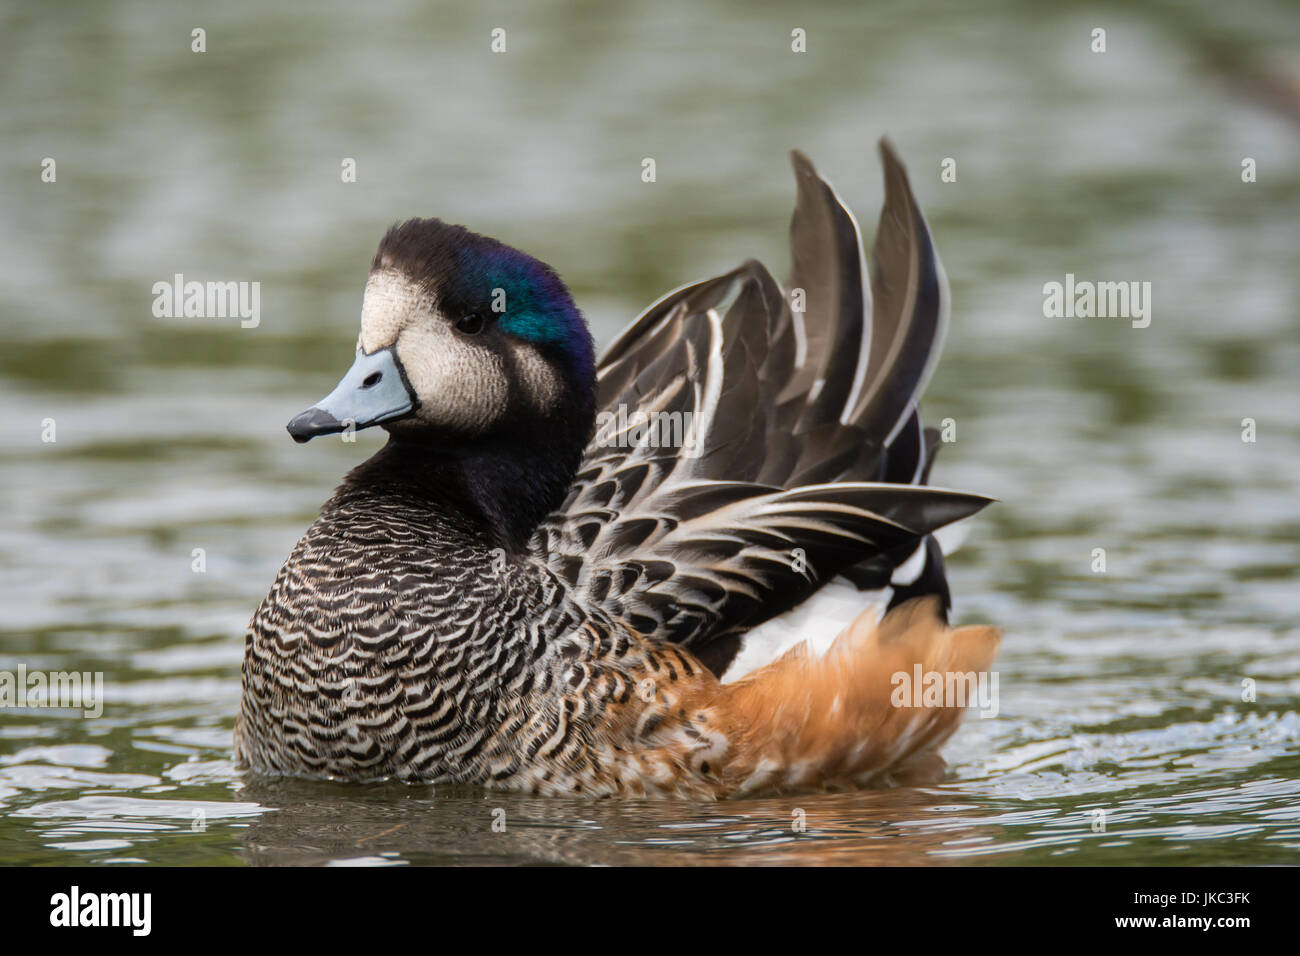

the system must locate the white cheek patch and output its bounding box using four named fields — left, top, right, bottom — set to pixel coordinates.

left=360, top=270, right=432, bottom=353
left=509, top=342, right=562, bottom=412
left=398, top=324, right=510, bottom=432
left=357, top=270, right=562, bottom=432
